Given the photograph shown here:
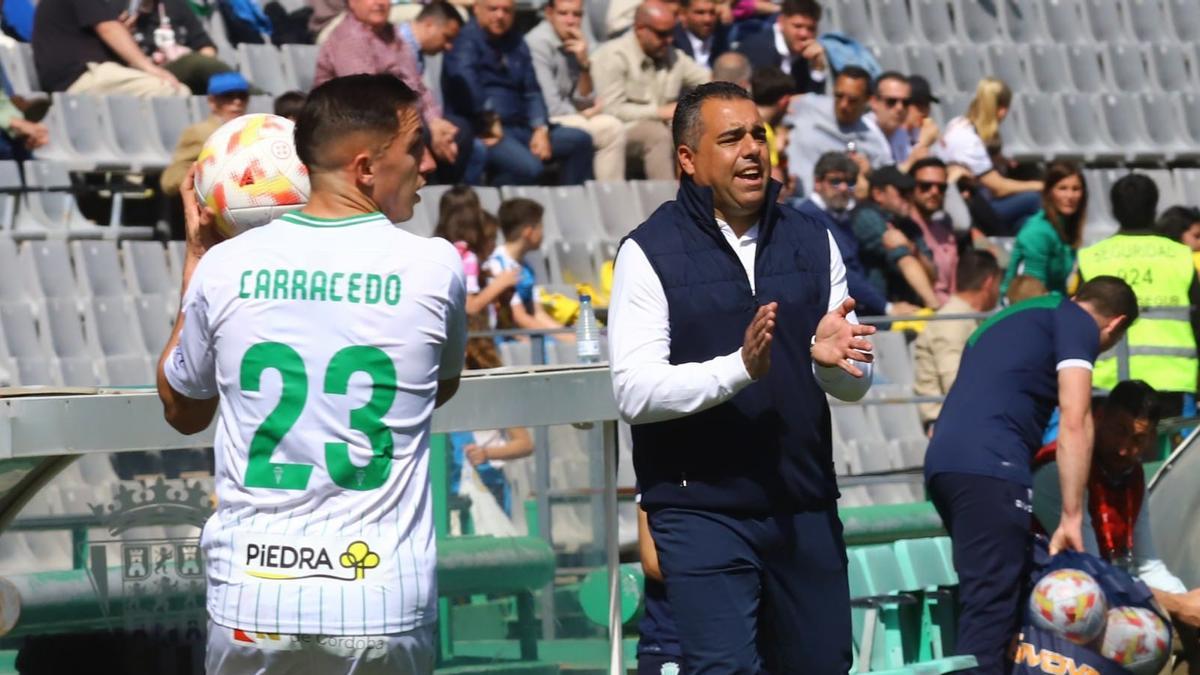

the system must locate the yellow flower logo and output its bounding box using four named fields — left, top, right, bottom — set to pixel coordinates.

left=339, top=541, right=380, bottom=581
